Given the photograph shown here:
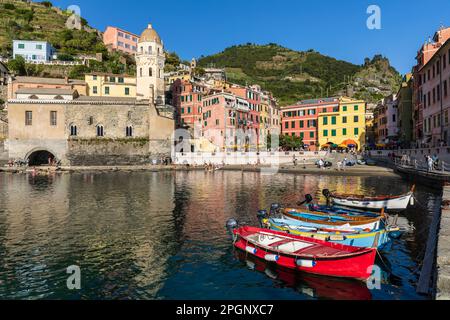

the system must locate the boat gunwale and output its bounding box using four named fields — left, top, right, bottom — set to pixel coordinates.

left=236, top=227, right=375, bottom=261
